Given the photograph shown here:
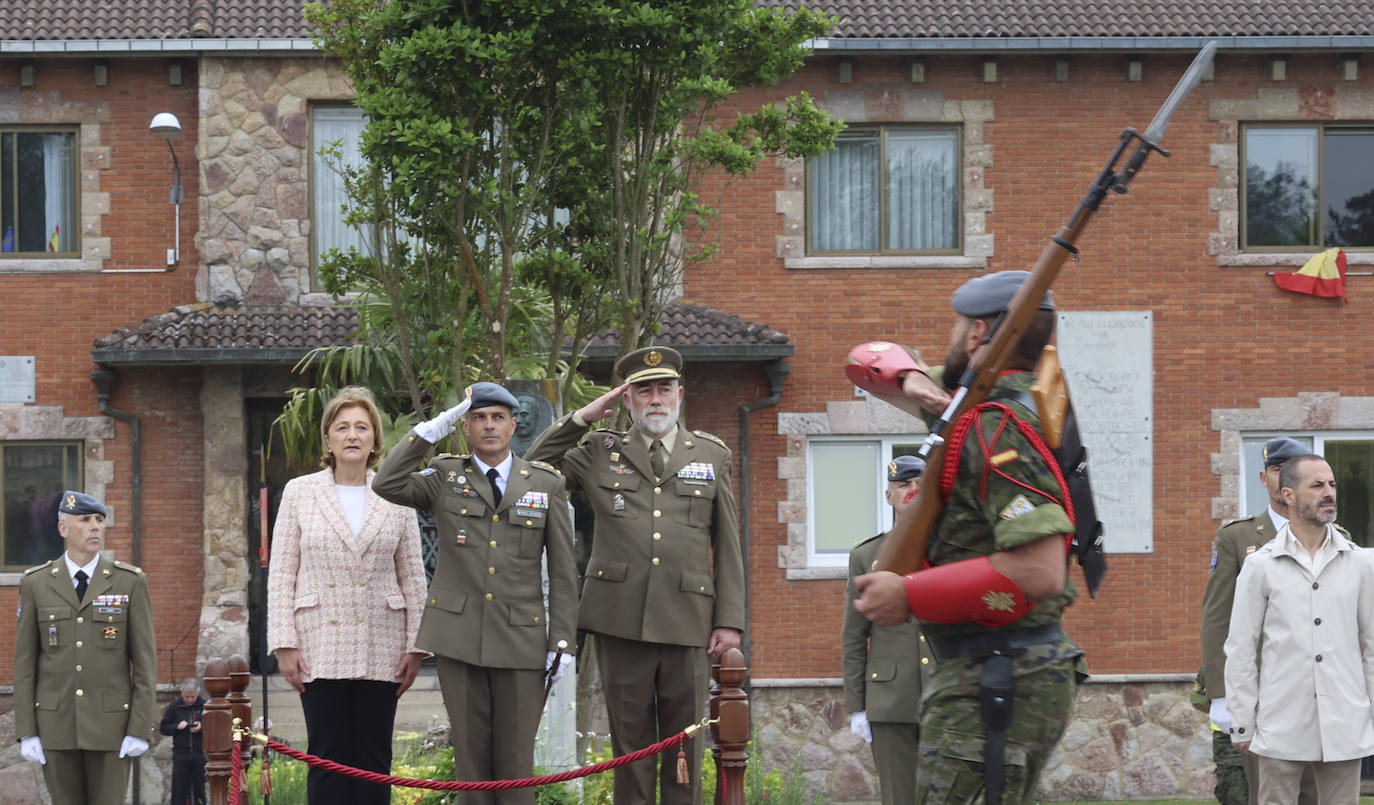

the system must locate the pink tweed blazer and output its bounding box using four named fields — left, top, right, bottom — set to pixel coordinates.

left=266, top=468, right=427, bottom=683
